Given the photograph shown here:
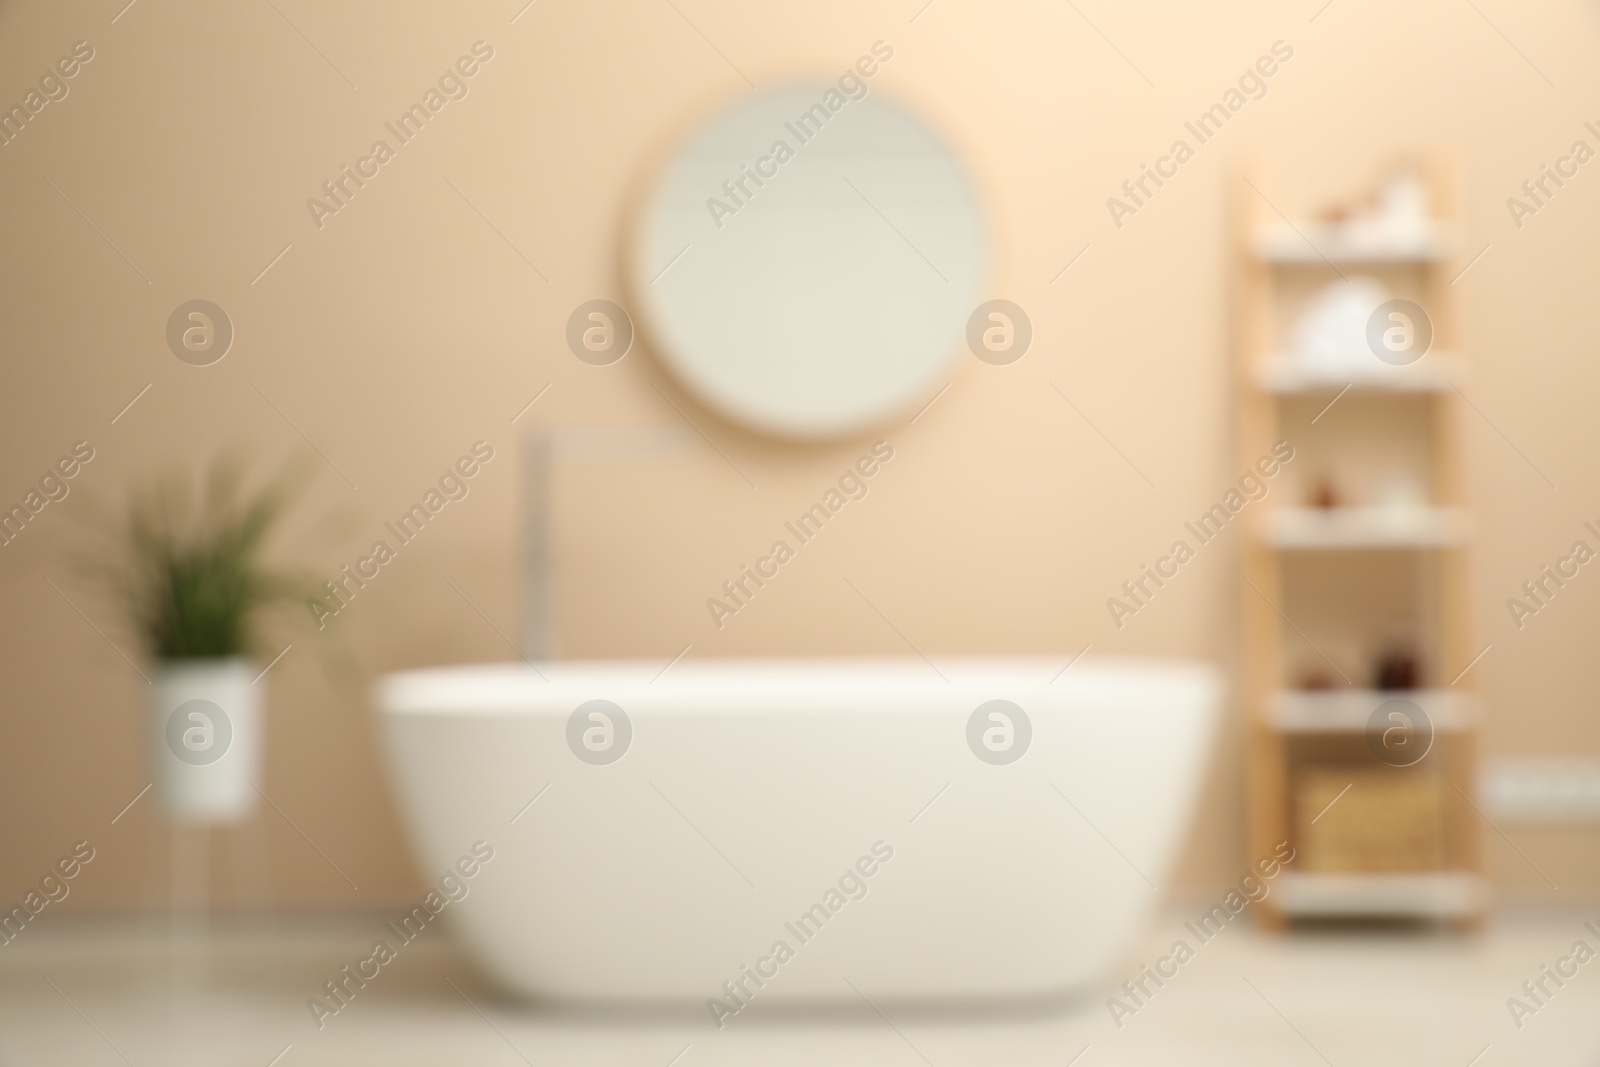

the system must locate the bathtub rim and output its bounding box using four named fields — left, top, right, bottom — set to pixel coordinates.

left=377, top=654, right=1223, bottom=717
